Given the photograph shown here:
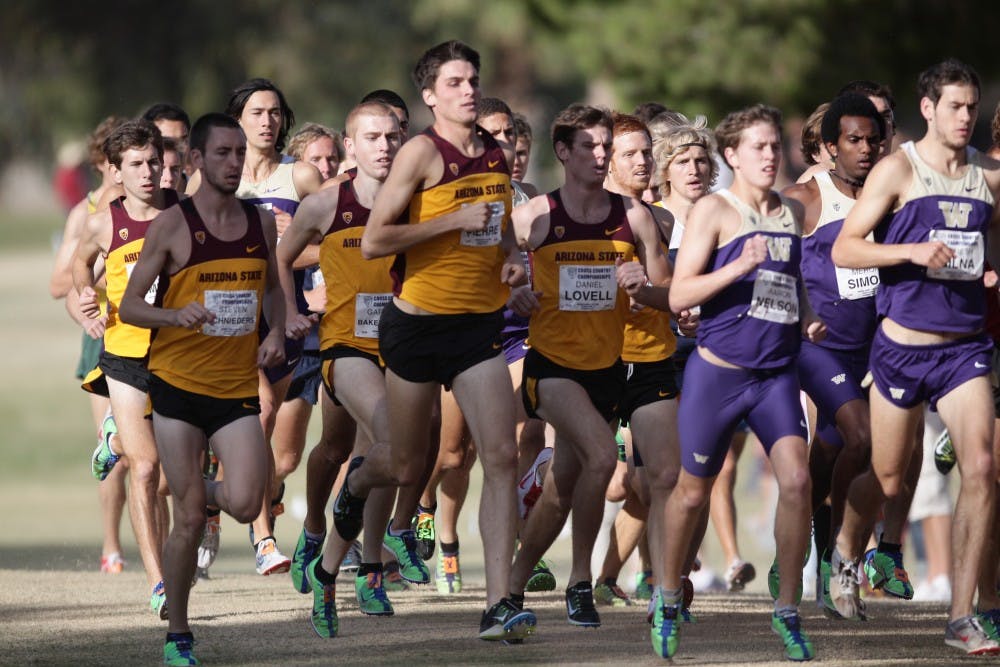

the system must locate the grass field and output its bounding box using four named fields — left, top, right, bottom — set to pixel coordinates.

left=0, top=230, right=968, bottom=665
